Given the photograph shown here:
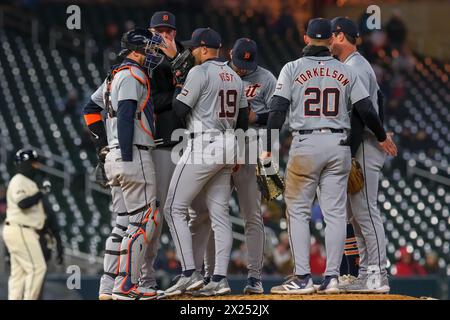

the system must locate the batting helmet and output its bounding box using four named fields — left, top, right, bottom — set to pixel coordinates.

left=14, top=149, right=38, bottom=165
